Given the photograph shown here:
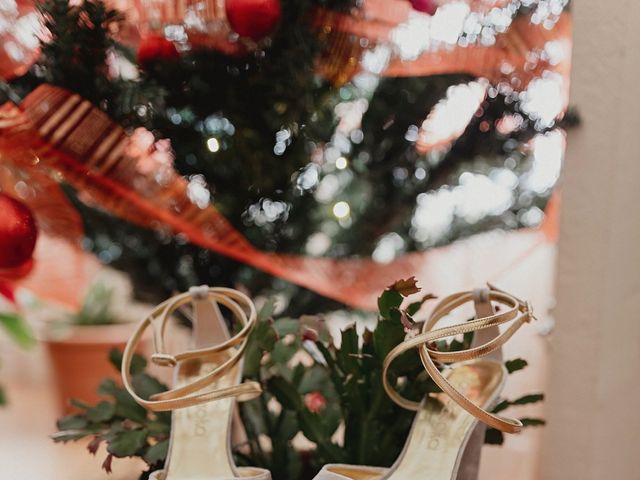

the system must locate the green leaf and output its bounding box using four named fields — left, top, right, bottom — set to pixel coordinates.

left=113, top=389, right=148, bottom=423
left=109, top=348, right=146, bottom=374
left=96, top=377, right=147, bottom=423
left=298, top=409, right=326, bottom=443
left=505, top=358, right=528, bottom=374
left=57, top=414, right=88, bottom=430
left=107, top=429, right=149, bottom=457
left=243, top=336, right=263, bottom=378
left=492, top=393, right=544, bottom=413
left=70, top=283, right=115, bottom=326
left=520, top=417, right=546, bottom=427
left=256, top=322, right=278, bottom=351
left=273, top=318, right=299, bottom=337
left=258, top=298, right=277, bottom=322
left=299, top=410, right=347, bottom=462
left=147, top=420, right=171, bottom=436
left=298, top=365, right=331, bottom=395
left=269, top=341, right=298, bottom=365
left=132, top=373, right=167, bottom=400
left=98, top=378, right=119, bottom=397
left=70, top=398, right=92, bottom=411
left=449, top=338, right=465, bottom=352
left=0, top=385, right=6, bottom=406
left=268, top=376, right=303, bottom=411
left=276, top=409, right=300, bottom=441
left=0, top=313, right=36, bottom=349
left=377, top=290, right=403, bottom=319
left=310, top=396, right=341, bottom=437
left=484, top=427, right=504, bottom=445
left=388, top=308, right=402, bottom=325
left=492, top=399, right=510, bottom=414
left=239, top=398, right=268, bottom=437
left=244, top=317, right=278, bottom=377
left=463, top=331, right=475, bottom=349
left=372, top=317, right=405, bottom=361
left=86, top=400, right=116, bottom=423
left=50, top=429, right=91, bottom=443
left=314, top=341, right=340, bottom=375
left=336, top=326, right=359, bottom=374
left=406, top=302, right=422, bottom=316
left=291, top=362, right=306, bottom=387
left=511, top=393, right=544, bottom=405
left=143, top=439, right=169, bottom=464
